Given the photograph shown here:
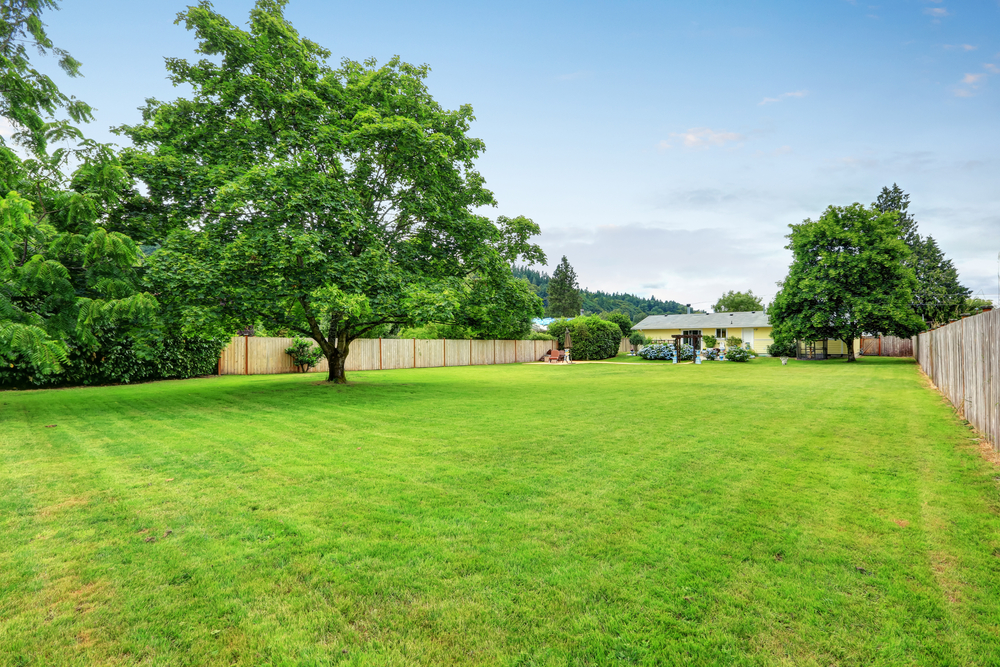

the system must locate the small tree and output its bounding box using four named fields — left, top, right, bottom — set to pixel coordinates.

left=713, top=290, right=764, bottom=313
left=725, top=335, right=743, bottom=348
left=547, top=256, right=582, bottom=317
left=769, top=203, right=924, bottom=362
left=285, top=338, right=323, bottom=373
left=703, top=334, right=717, bottom=348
